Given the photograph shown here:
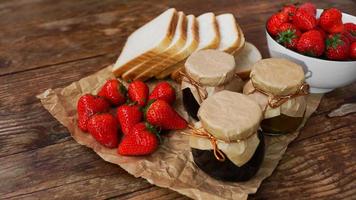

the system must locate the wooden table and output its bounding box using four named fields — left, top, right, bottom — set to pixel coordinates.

left=1, top=0, right=355, bottom=199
